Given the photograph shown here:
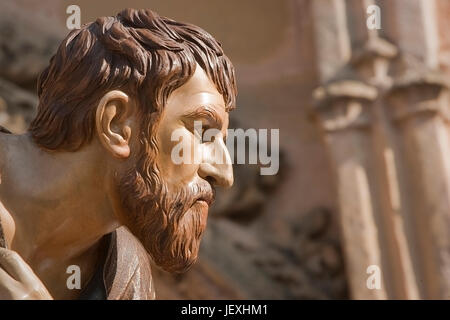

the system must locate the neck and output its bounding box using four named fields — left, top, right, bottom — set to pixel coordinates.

left=0, top=133, right=120, bottom=298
